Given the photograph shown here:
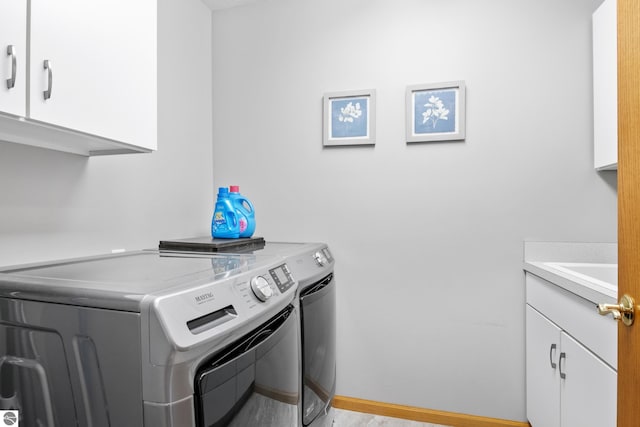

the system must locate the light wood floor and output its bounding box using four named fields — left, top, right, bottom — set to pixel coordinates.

left=334, top=408, right=451, bottom=427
